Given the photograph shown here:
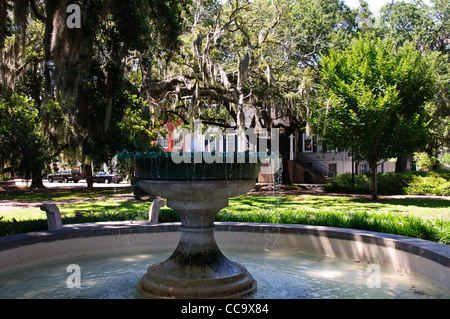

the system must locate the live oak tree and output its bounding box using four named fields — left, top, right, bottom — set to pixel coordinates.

left=313, top=36, right=437, bottom=200
left=140, top=0, right=357, bottom=178
left=146, top=0, right=356, bottom=128
left=1, top=0, right=186, bottom=187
